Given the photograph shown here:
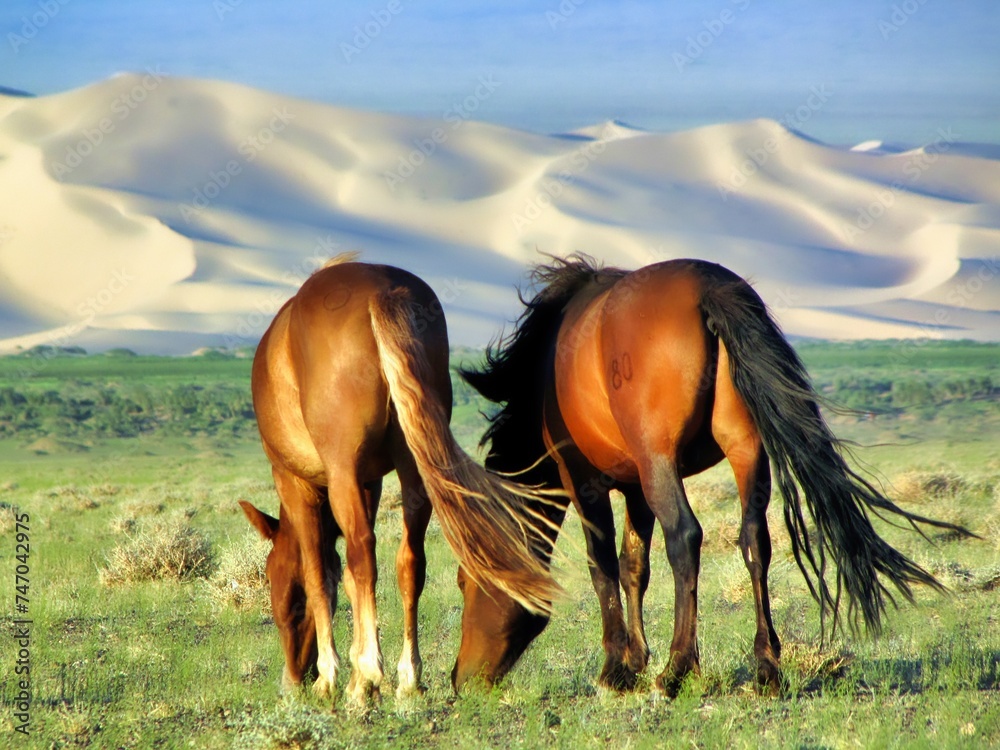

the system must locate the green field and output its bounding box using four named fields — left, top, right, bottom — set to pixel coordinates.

left=0, top=341, right=997, bottom=748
